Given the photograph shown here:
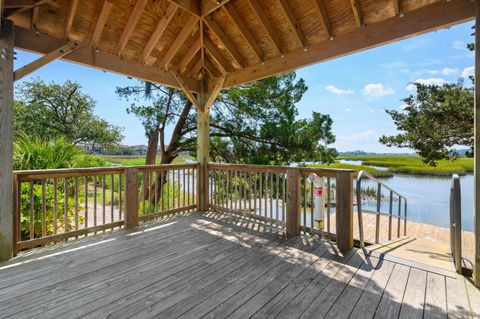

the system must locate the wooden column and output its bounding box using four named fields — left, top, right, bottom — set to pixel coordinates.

left=0, top=20, right=14, bottom=261
left=286, top=168, right=300, bottom=238
left=335, top=171, right=354, bottom=251
left=474, top=0, right=480, bottom=288
left=197, top=85, right=209, bottom=212
left=124, top=168, right=139, bottom=228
